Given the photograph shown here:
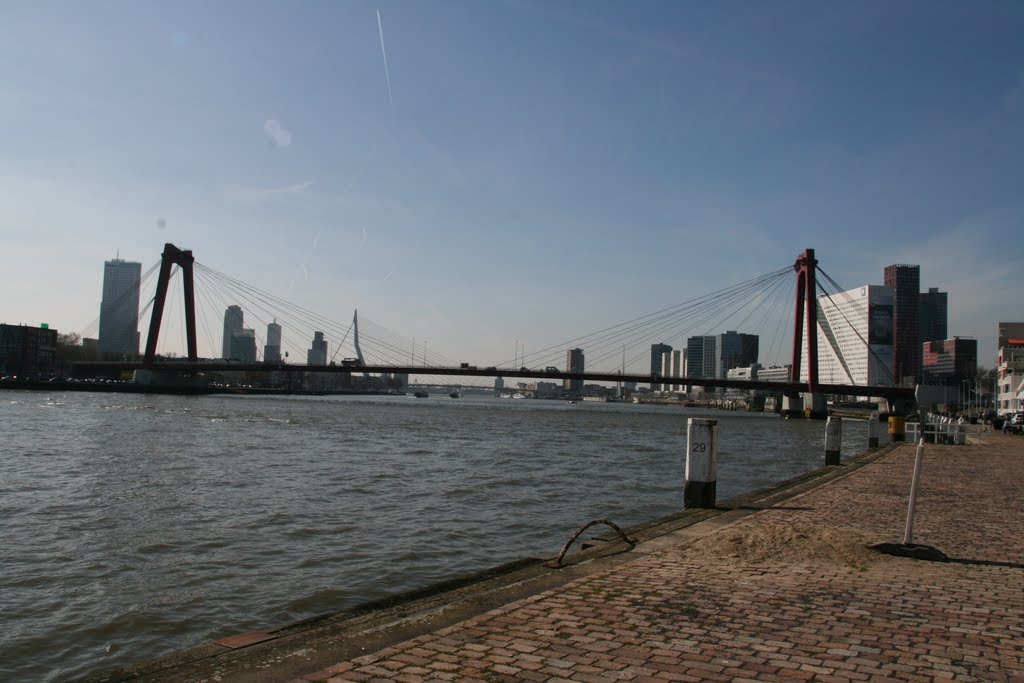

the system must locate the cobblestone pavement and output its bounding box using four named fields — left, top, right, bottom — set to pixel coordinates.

left=297, top=435, right=1024, bottom=683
